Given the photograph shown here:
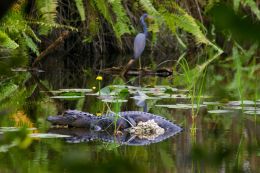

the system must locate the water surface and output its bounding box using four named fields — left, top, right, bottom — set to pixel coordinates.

left=0, top=69, right=260, bottom=173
